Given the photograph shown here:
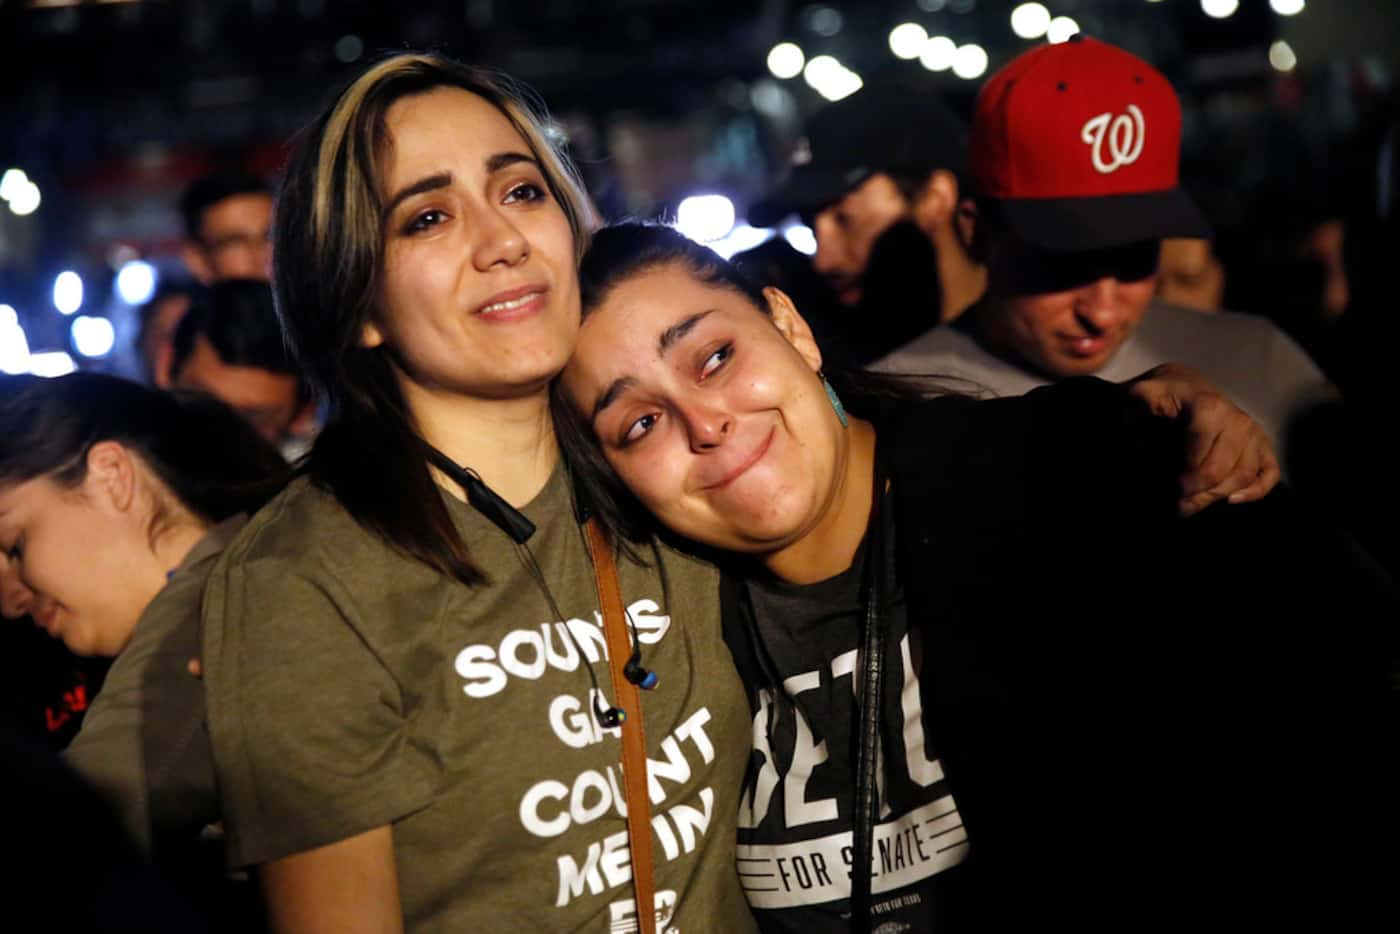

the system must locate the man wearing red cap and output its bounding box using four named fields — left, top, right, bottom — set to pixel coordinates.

left=878, top=37, right=1334, bottom=484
